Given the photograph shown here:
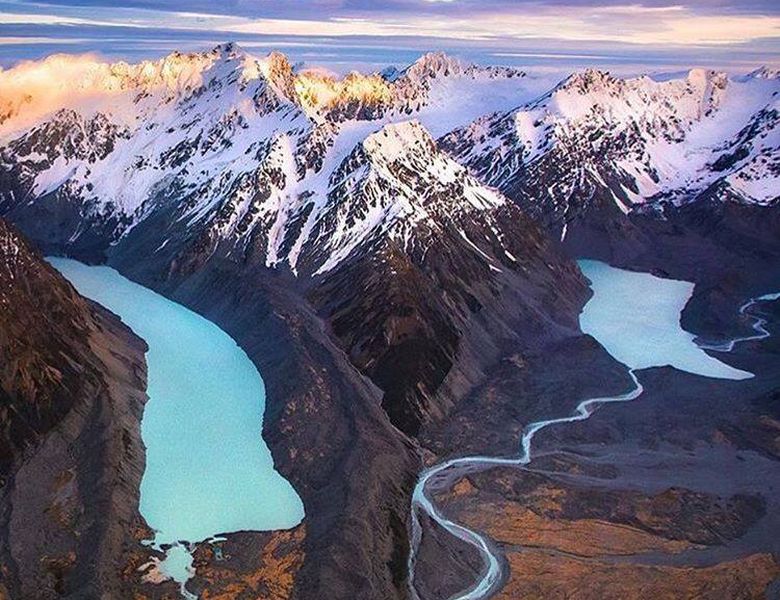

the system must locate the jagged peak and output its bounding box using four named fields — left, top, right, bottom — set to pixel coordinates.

left=744, top=65, right=780, bottom=80
left=261, top=50, right=294, bottom=77
left=521, top=66, right=734, bottom=125
left=0, top=43, right=255, bottom=101
left=686, top=67, right=727, bottom=88
left=258, top=50, right=297, bottom=100
left=380, top=65, right=402, bottom=82
left=362, top=120, right=436, bottom=162
left=402, top=51, right=469, bottom=81
left=210, top=41, right=245, bottom=59
left=554, top=67, right=729, bottom=101
left=291, top=68, right=393, bottom=121
left=0, top=44, right=277, bottom=134
left=557, top=68, right=620, bottom=94
left=396, top=52, right=525, bottom=89
left=109, top=43, right=262, bottom=87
